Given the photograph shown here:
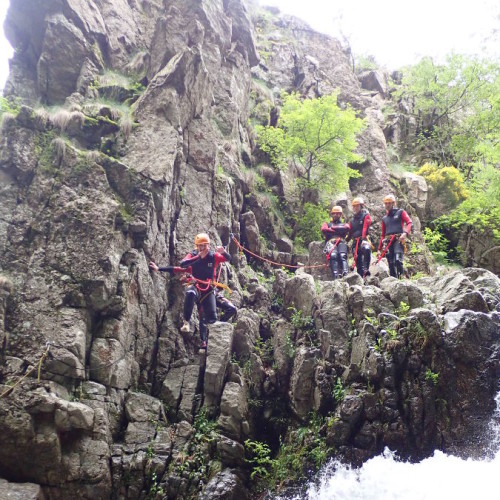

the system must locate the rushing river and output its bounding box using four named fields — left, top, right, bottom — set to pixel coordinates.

left=281, top=392, right=500, bottom=500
